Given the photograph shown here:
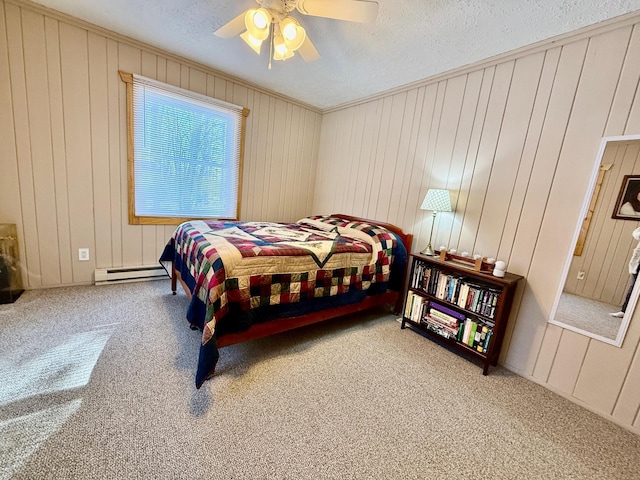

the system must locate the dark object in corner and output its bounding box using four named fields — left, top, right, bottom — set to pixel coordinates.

left=0, top=255, right=23, bottom=304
